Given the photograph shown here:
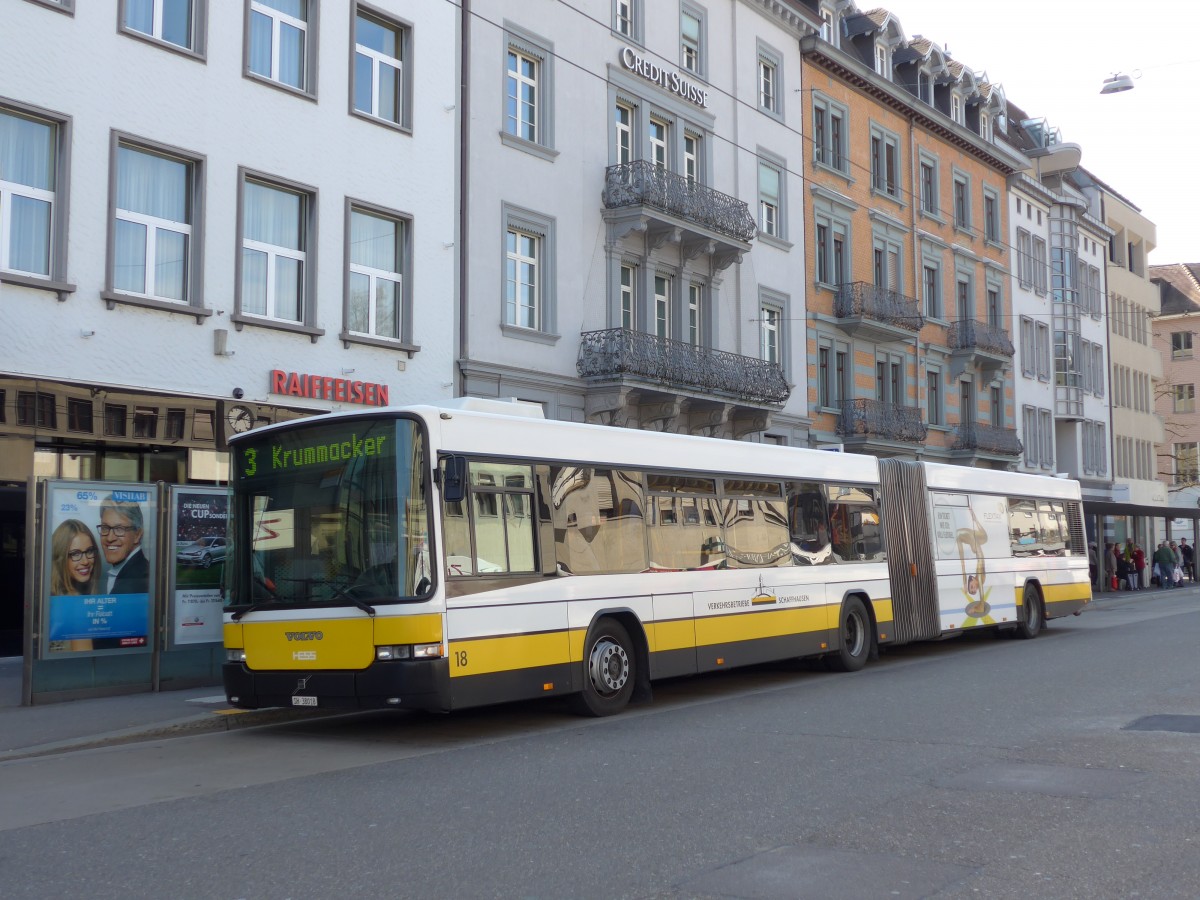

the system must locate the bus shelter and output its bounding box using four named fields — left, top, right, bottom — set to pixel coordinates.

left=1083, top=499, right=1200, bottom=592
